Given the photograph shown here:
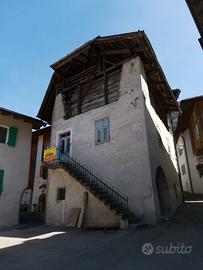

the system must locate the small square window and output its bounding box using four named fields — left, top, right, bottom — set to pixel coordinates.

left=0, top=126, right=8, bottom=144
left=57, top=188, right=66, bottom=201
left=194, top=120, right=201, bottom=141
left=181, top=164, right=186, bottom=175
left=95, top=118, right=110, bottom=144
